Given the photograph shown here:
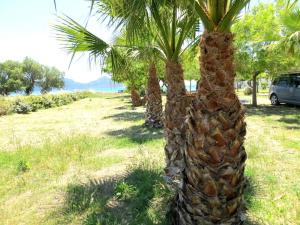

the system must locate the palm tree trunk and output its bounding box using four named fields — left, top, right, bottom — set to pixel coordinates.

left=130, top=88, right=143, bottom=107
left=176, top=32, right=247, bottom=225
left=164, top=61, right=187, bottom=189
left=145, top=63, right=163, bottom=128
